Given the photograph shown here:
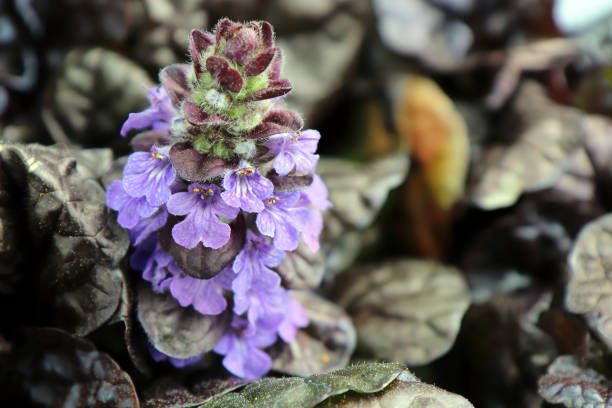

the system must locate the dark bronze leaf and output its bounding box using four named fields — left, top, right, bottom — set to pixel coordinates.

left=469, top=82, right=583, bottom=210
left=268, top=171, right=313, bottom=193
left=142, top=375, right=250, bottom=408
left=137, top=283, right=231, bottom=359
left=0, top=327, right=139, bottom=407
left=333, top=259, right=470, bottom=365
left=0, top=143, right=129, bottom=335
left=43, top=48, right=153, bottom=153
left=160, top=64, right=192, bottom=106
